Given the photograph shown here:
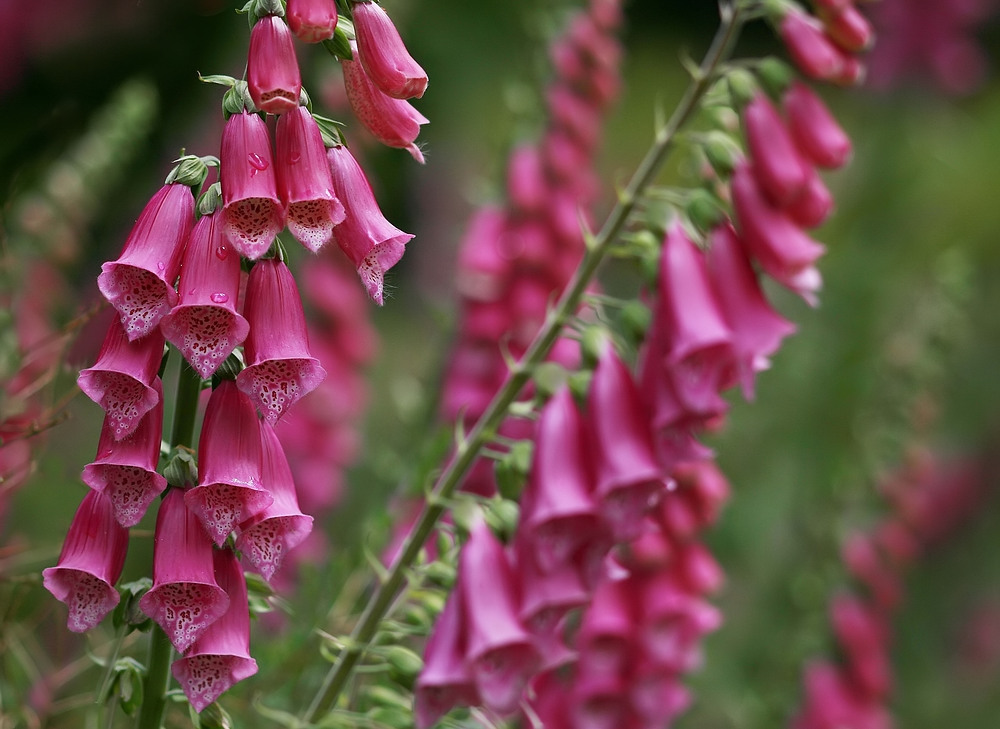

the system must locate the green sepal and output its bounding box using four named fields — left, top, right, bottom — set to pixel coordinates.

left=686, top=187, right=725, bottom=233
left=423, top=560, right=455, bottom=589
left=568, top=369, right=593, bottom=402
left=110, top=657, right=146, bottom=716
left=112, top=578, right=154, bottom=632
left=198, top=182, right=223, bottom=217
left=364, top=707, right=413, bottom=729
left=212, top=351, right=245, bottom=385
left=166, top=154, right=218, bottom=190
left=313, top=113, right=347, bottom=148
left=323, top=16, right=355, bottom=60
left=620, top=299, right=652, bottom=346
left=484, top=497, right=520, bottom=543
left=163, top=449, right=198, bottom=488
left=580, top=326, right=611, bottom=370
left=726, top=67, right=758, bottom=110
left=531, top=361, right=567, bottom=401
left=756, top=56, right=794, bottom=98
left=193, top=702, right=234, bottom=729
